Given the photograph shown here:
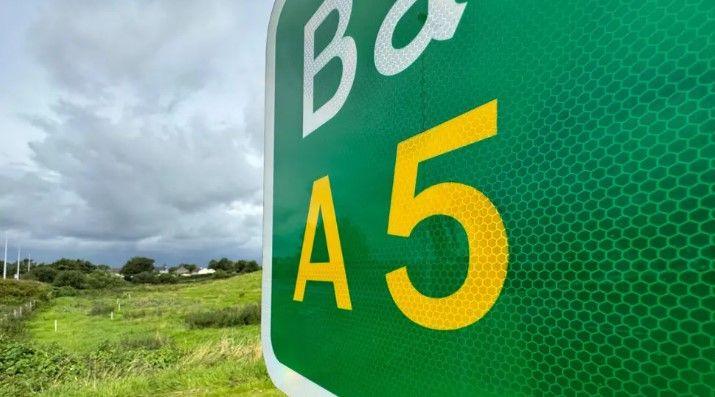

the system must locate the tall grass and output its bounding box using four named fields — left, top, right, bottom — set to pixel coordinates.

left=182, top=337, right=262, bottom=366
left=88, top=302, right=114, bottom=316
left=0, top=336, right=83, bottom=395
left=0, top=279, right=50, bottom=337
left=119, top=333, right=170, bottom=350
left=19, top=272, right=275, bottom=396
left=184, top=303, right=260, bottom=329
